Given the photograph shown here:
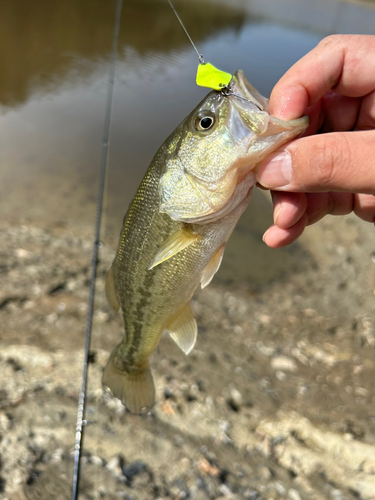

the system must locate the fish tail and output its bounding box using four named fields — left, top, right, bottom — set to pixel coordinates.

left=102, top=347, right=155, bottom=414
